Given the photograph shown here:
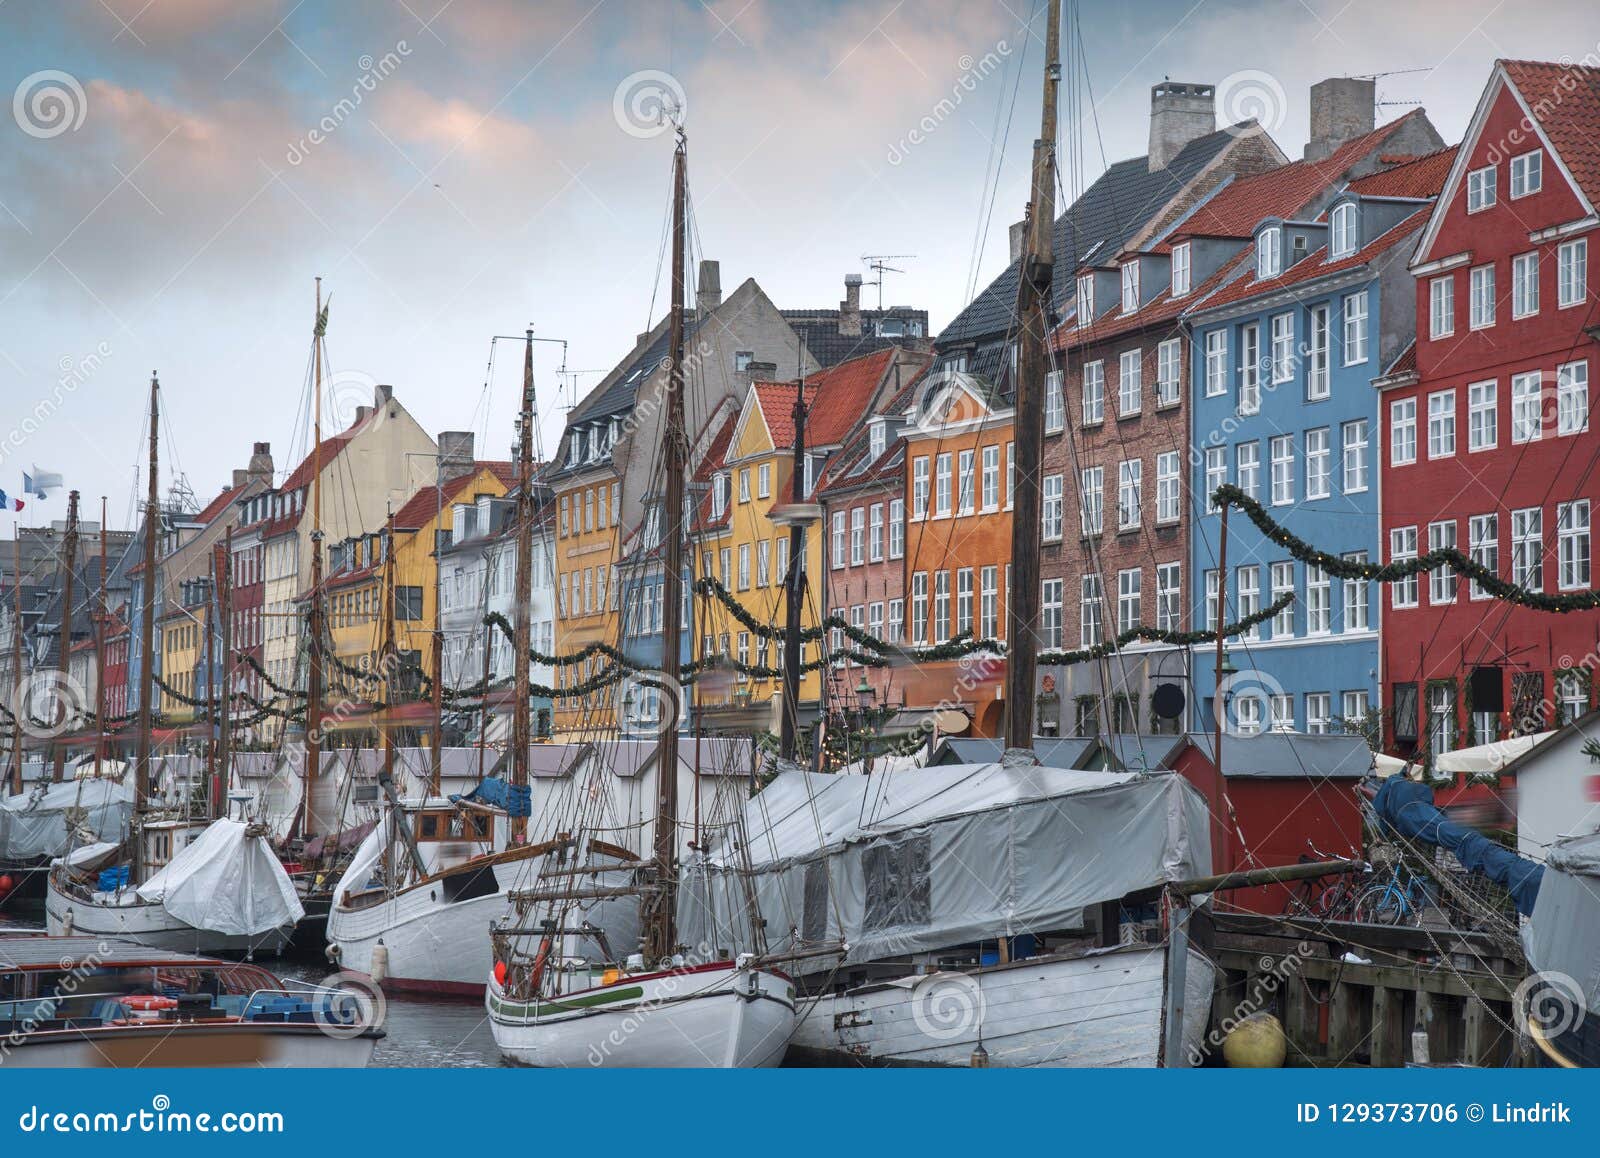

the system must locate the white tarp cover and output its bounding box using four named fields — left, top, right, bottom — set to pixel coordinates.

left=137, top=818, right=305, bottom=934
left=1434, top=732, right=1553, bottom=775
left=1, top=778, right=133, bottom=863
left=333, top=812, right=391, bottom=901
left=678, top=761, right=1212, bottom=966
left=1525, top=831, right=1600, bottom=1013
